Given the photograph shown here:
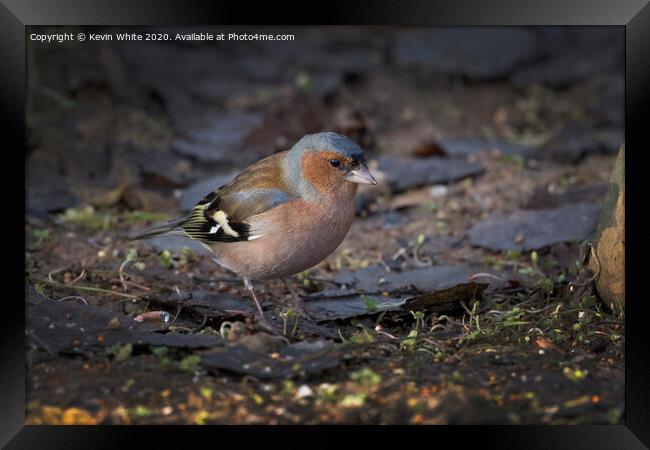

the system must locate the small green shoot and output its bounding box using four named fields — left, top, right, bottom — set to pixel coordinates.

left=60, top=206, right=113, bottom=231
left=126, top=248, right=138, bottom=262
left=159, top=250, right=173, bottom=269
left=339, top=393, right=366, bottom=408
left=349, top=367, right=382, bottom=387
left=400, top=329, right=418, bottom=351
left=410, top=310, right=426, bottom=334
left=179, top=355, right=201, bottom=372
left=199, top=387, right=213, bottom=401
left=32, top=228, right=51, bottom=247
left=449, top=371, right=464, bottom=384
left=130, top=405, right=153, bottom=419
left=295, top=71, right=312, bottom=90
left=563, top=367, right=588, bottom=383
left=362, top=295, right=378, bottom=313
left=107, top=344, right=133, bottom=362
left=296, top=270, right=311, bottom=287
